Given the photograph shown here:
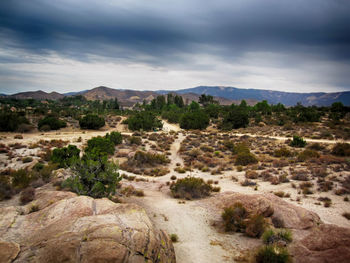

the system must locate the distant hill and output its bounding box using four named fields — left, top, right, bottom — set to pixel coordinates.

left=9, top=90, right=65, bottom=100
left=162, top=86, right=350, bottom=106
